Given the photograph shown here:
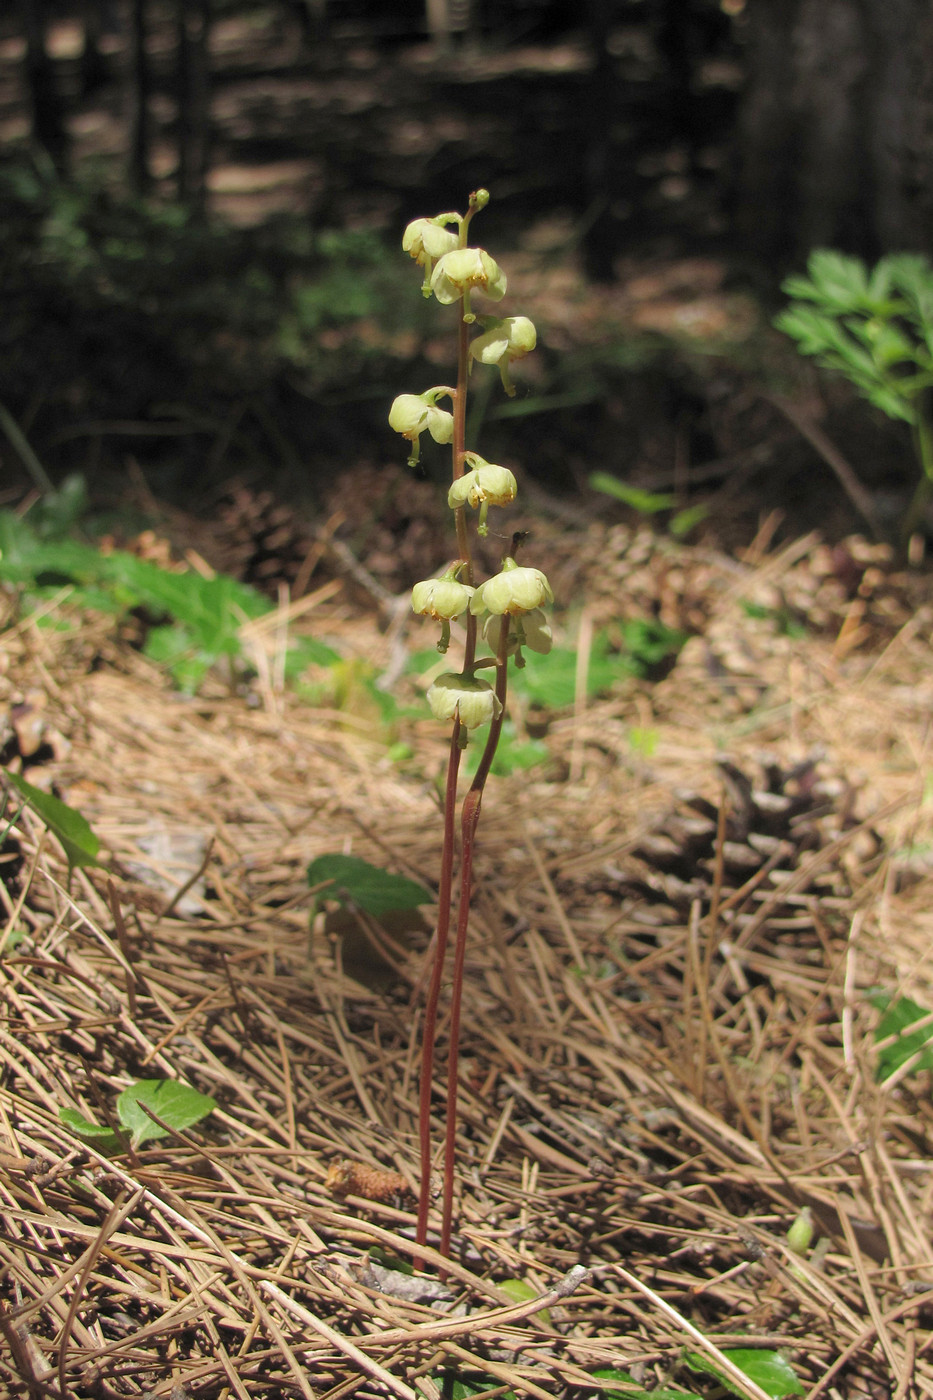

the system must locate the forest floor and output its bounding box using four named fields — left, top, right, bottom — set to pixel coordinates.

left=2, top=496, right=933, bottom=1399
